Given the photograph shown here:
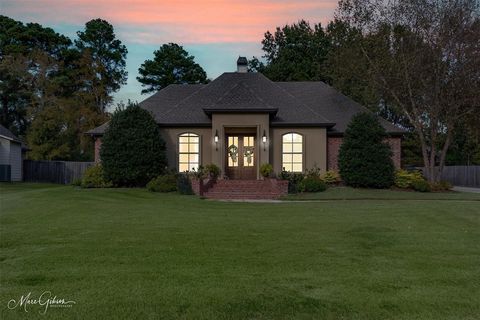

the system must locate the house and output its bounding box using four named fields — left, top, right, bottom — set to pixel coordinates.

left=87, top=57, right=403, bottom=181
left=0, top=125, right=25, bottom=182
